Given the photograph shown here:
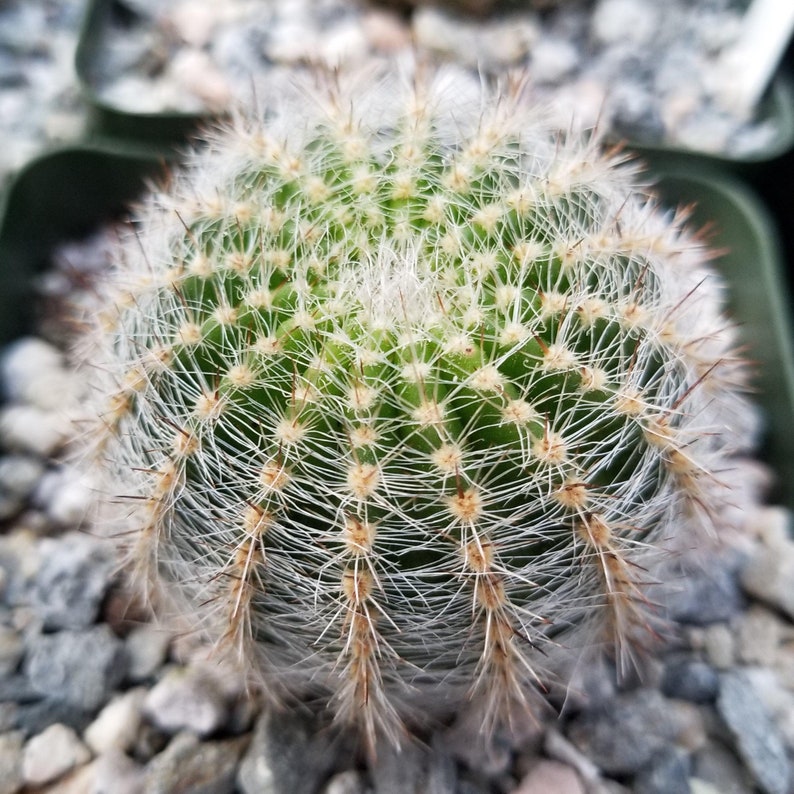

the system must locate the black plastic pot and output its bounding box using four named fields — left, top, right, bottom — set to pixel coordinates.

left=75, top=0, right=213, bottom=147
left=0, top=143, right=167, bottom=344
